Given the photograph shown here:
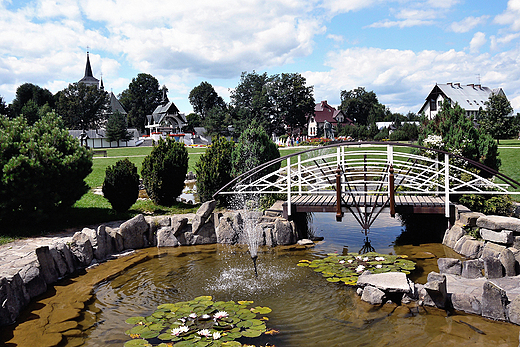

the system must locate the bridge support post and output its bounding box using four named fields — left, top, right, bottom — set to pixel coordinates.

left=287, top=157, right=291, bottom=217
left=336, top=166, right=343, bottom=222
left=389, top=165, right=395, bottom=217
left=445, top=155, right=450, bottom=218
